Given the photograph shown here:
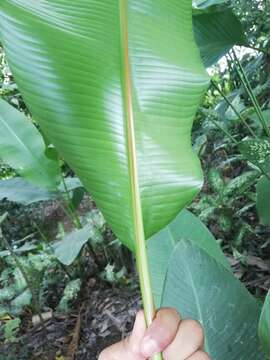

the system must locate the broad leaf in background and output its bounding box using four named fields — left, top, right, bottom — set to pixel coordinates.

left=223, top=171, right=260, bottom=197
left=0, top=177, right=54, bottom=205
left=0, top=177, right=84, bottom=205
left=0, top=1, right=208, bottom=250
left=3, top=318, right=21, bottom=343
left=256, top=176, right=270, bottom=226
left=0, top=243, right=37, bottom=258
left=259, top=290, right=270, bottom=356
left=71, top=187, right=85, bottom=211
left=193, top=0, right=225, bottom=8
left=225, top=96, right=245, bottom=122
left=148, top=209, right=230, bottom=306
left=162, top=240, right=266, bottom=360
left=57, top=279, right=82, bottom=313
left=214, top=88, right=245, bottom=125
left=58, top=177, right=84, bottom=194
left=250, top=109, right=270, bottom=130
left=238, top=138, right=270, bottom=174
left=208, top=168, right=224, bottom=192
left=0, top=99, right=60, bottom=190
left=53, top=223, right=102, bottom=266
left=193, top=6, right=246, bottom=67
